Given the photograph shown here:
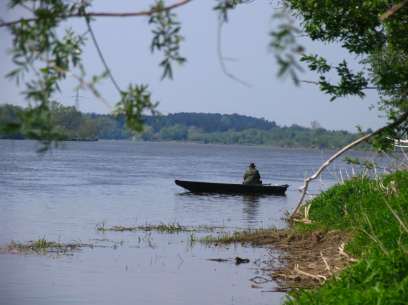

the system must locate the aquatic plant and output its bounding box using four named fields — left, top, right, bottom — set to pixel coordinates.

left=199, top=228, right=281, bottom=245
left=96, top=223, right=224, bottom=234
left=3, top=238, right=92, bottom=255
